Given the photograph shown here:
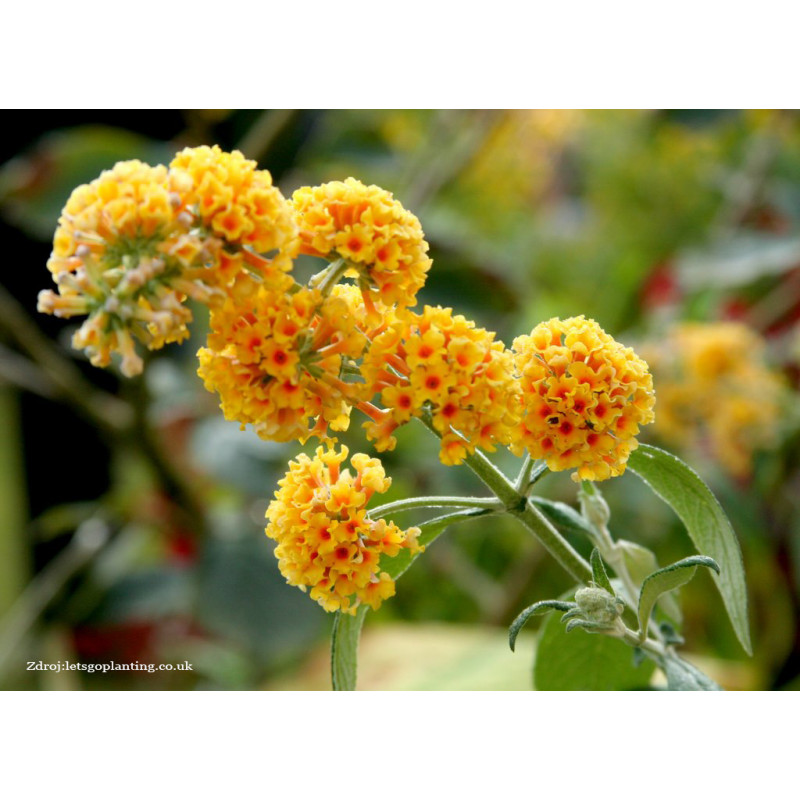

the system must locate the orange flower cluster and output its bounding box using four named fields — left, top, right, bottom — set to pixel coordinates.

left=360, top=306, right=521, bottom=464
left=512, top=316, right=655, bottom=481
left=38, top=148, right=666, bottom=618
left=39, top=161, right=205, bottom=375
left=642, top=322, right=783, bottom=478
left=38, top=149, right=298, bottom=375
left=197, top=276, right=367, bottom=443
left=169, top=145, right=298, bottom=289
left=292, top=178, right=431, bottom=312
left=266, top=446, right=422, bottom=613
